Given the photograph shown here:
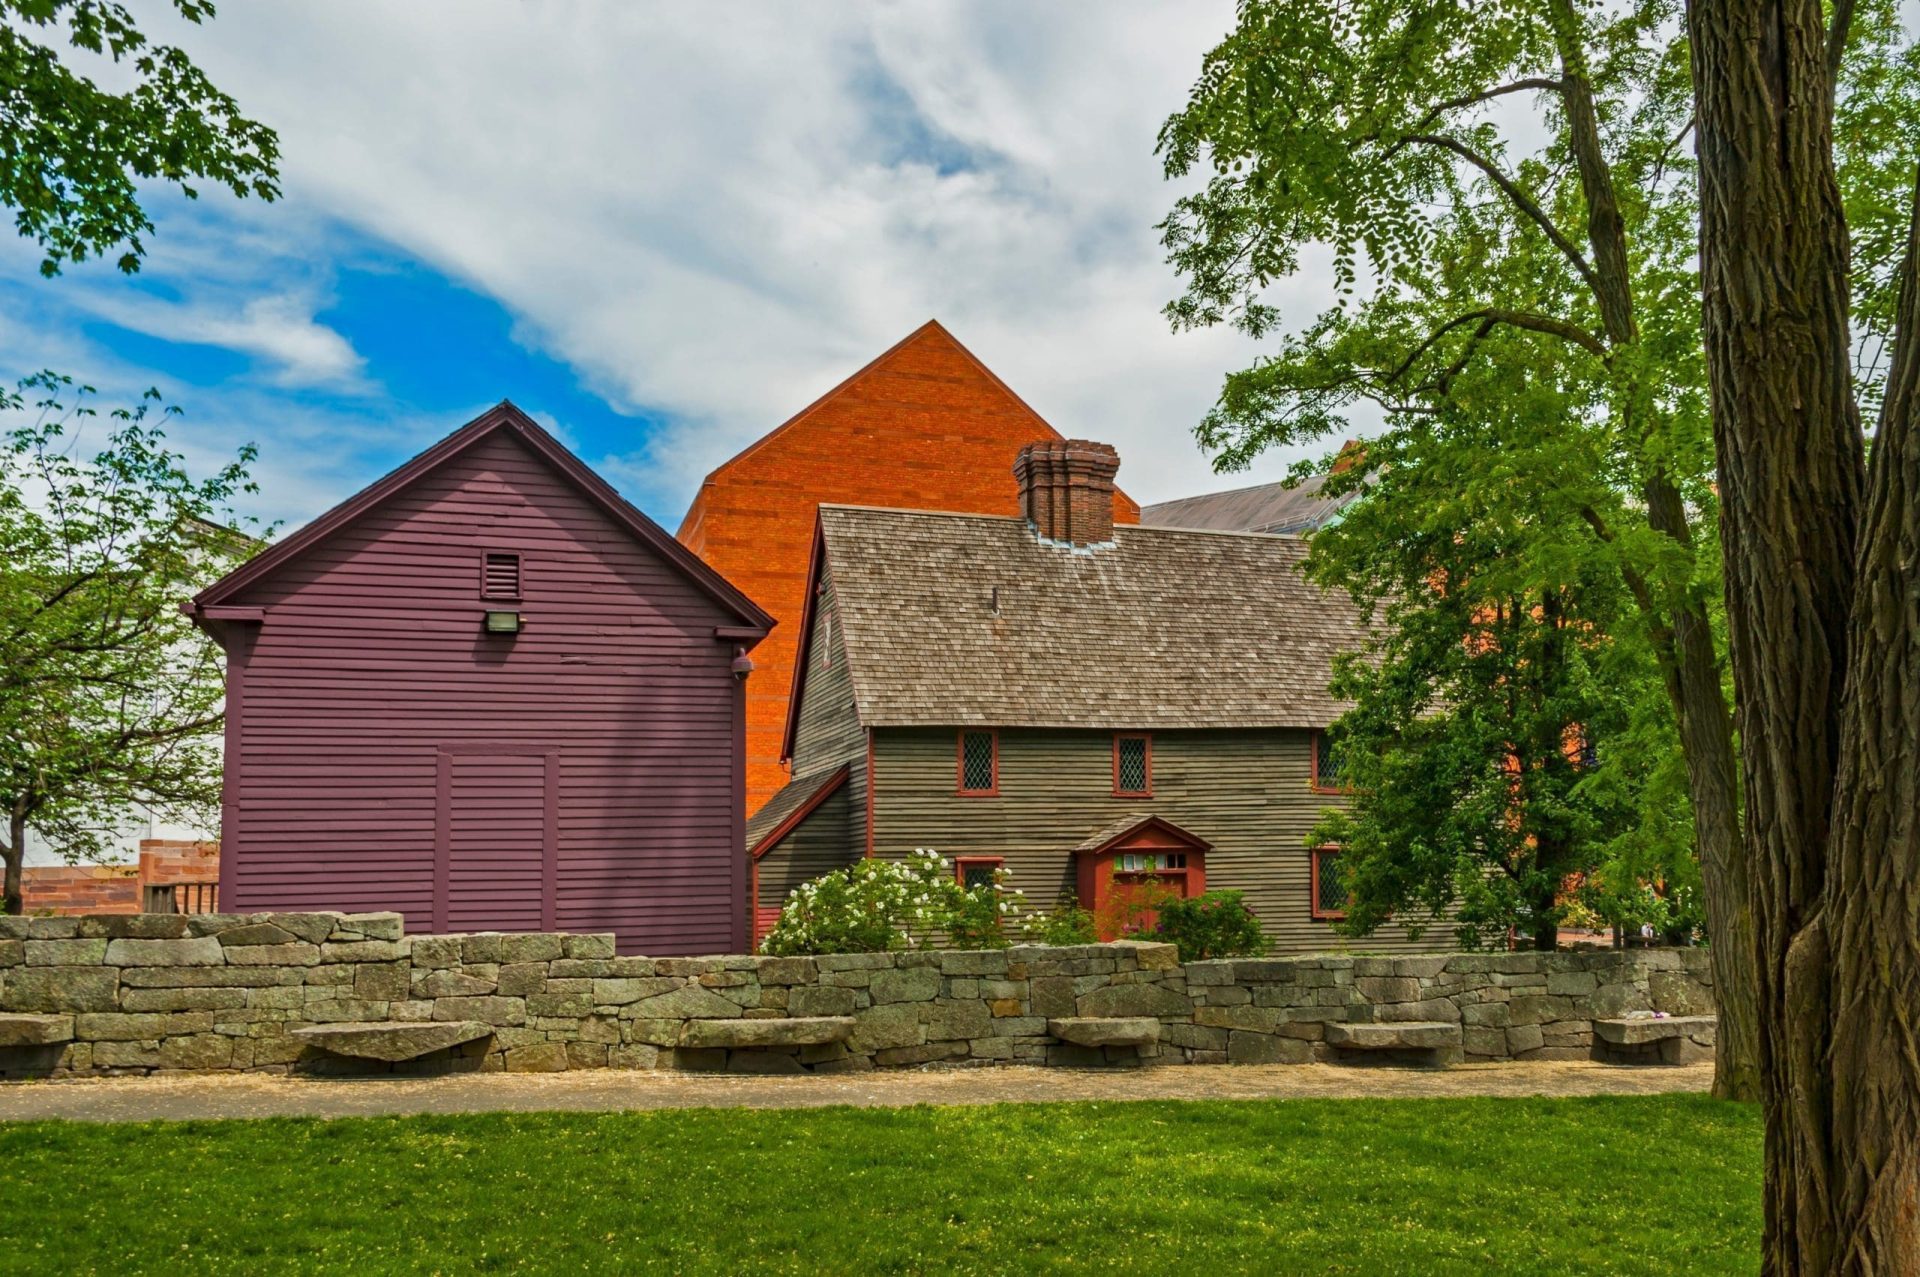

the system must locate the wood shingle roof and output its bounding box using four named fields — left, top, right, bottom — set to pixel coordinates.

left=817, top=504, right=1368, bottom=731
